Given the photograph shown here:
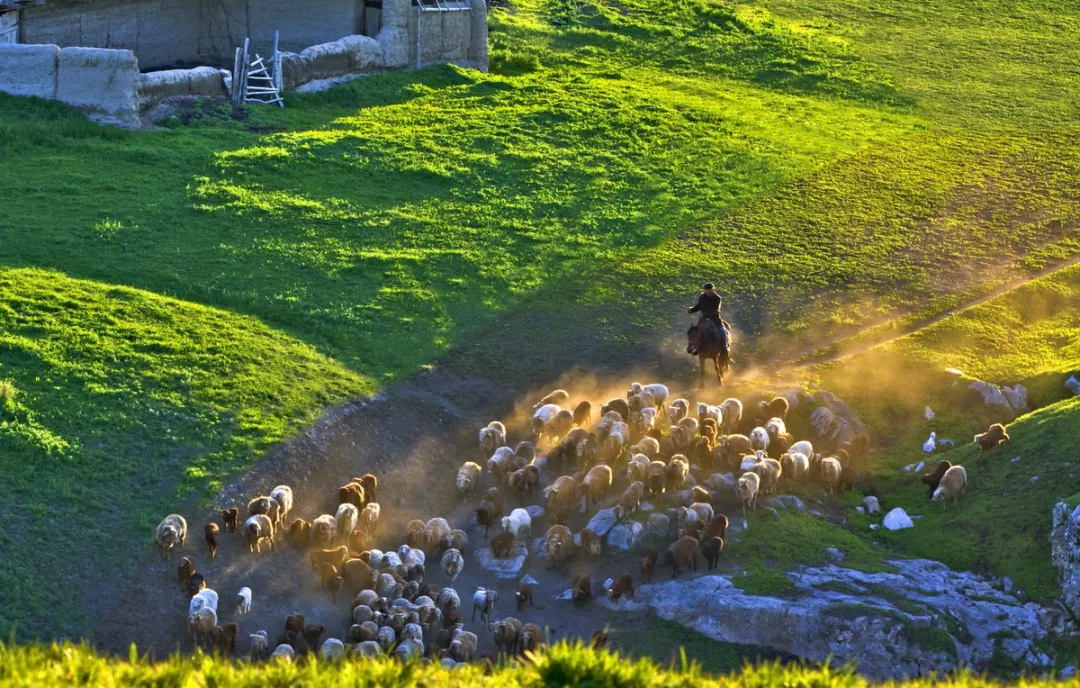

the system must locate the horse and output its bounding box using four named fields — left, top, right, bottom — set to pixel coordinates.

left=687, top=320, right=731, bottom=388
